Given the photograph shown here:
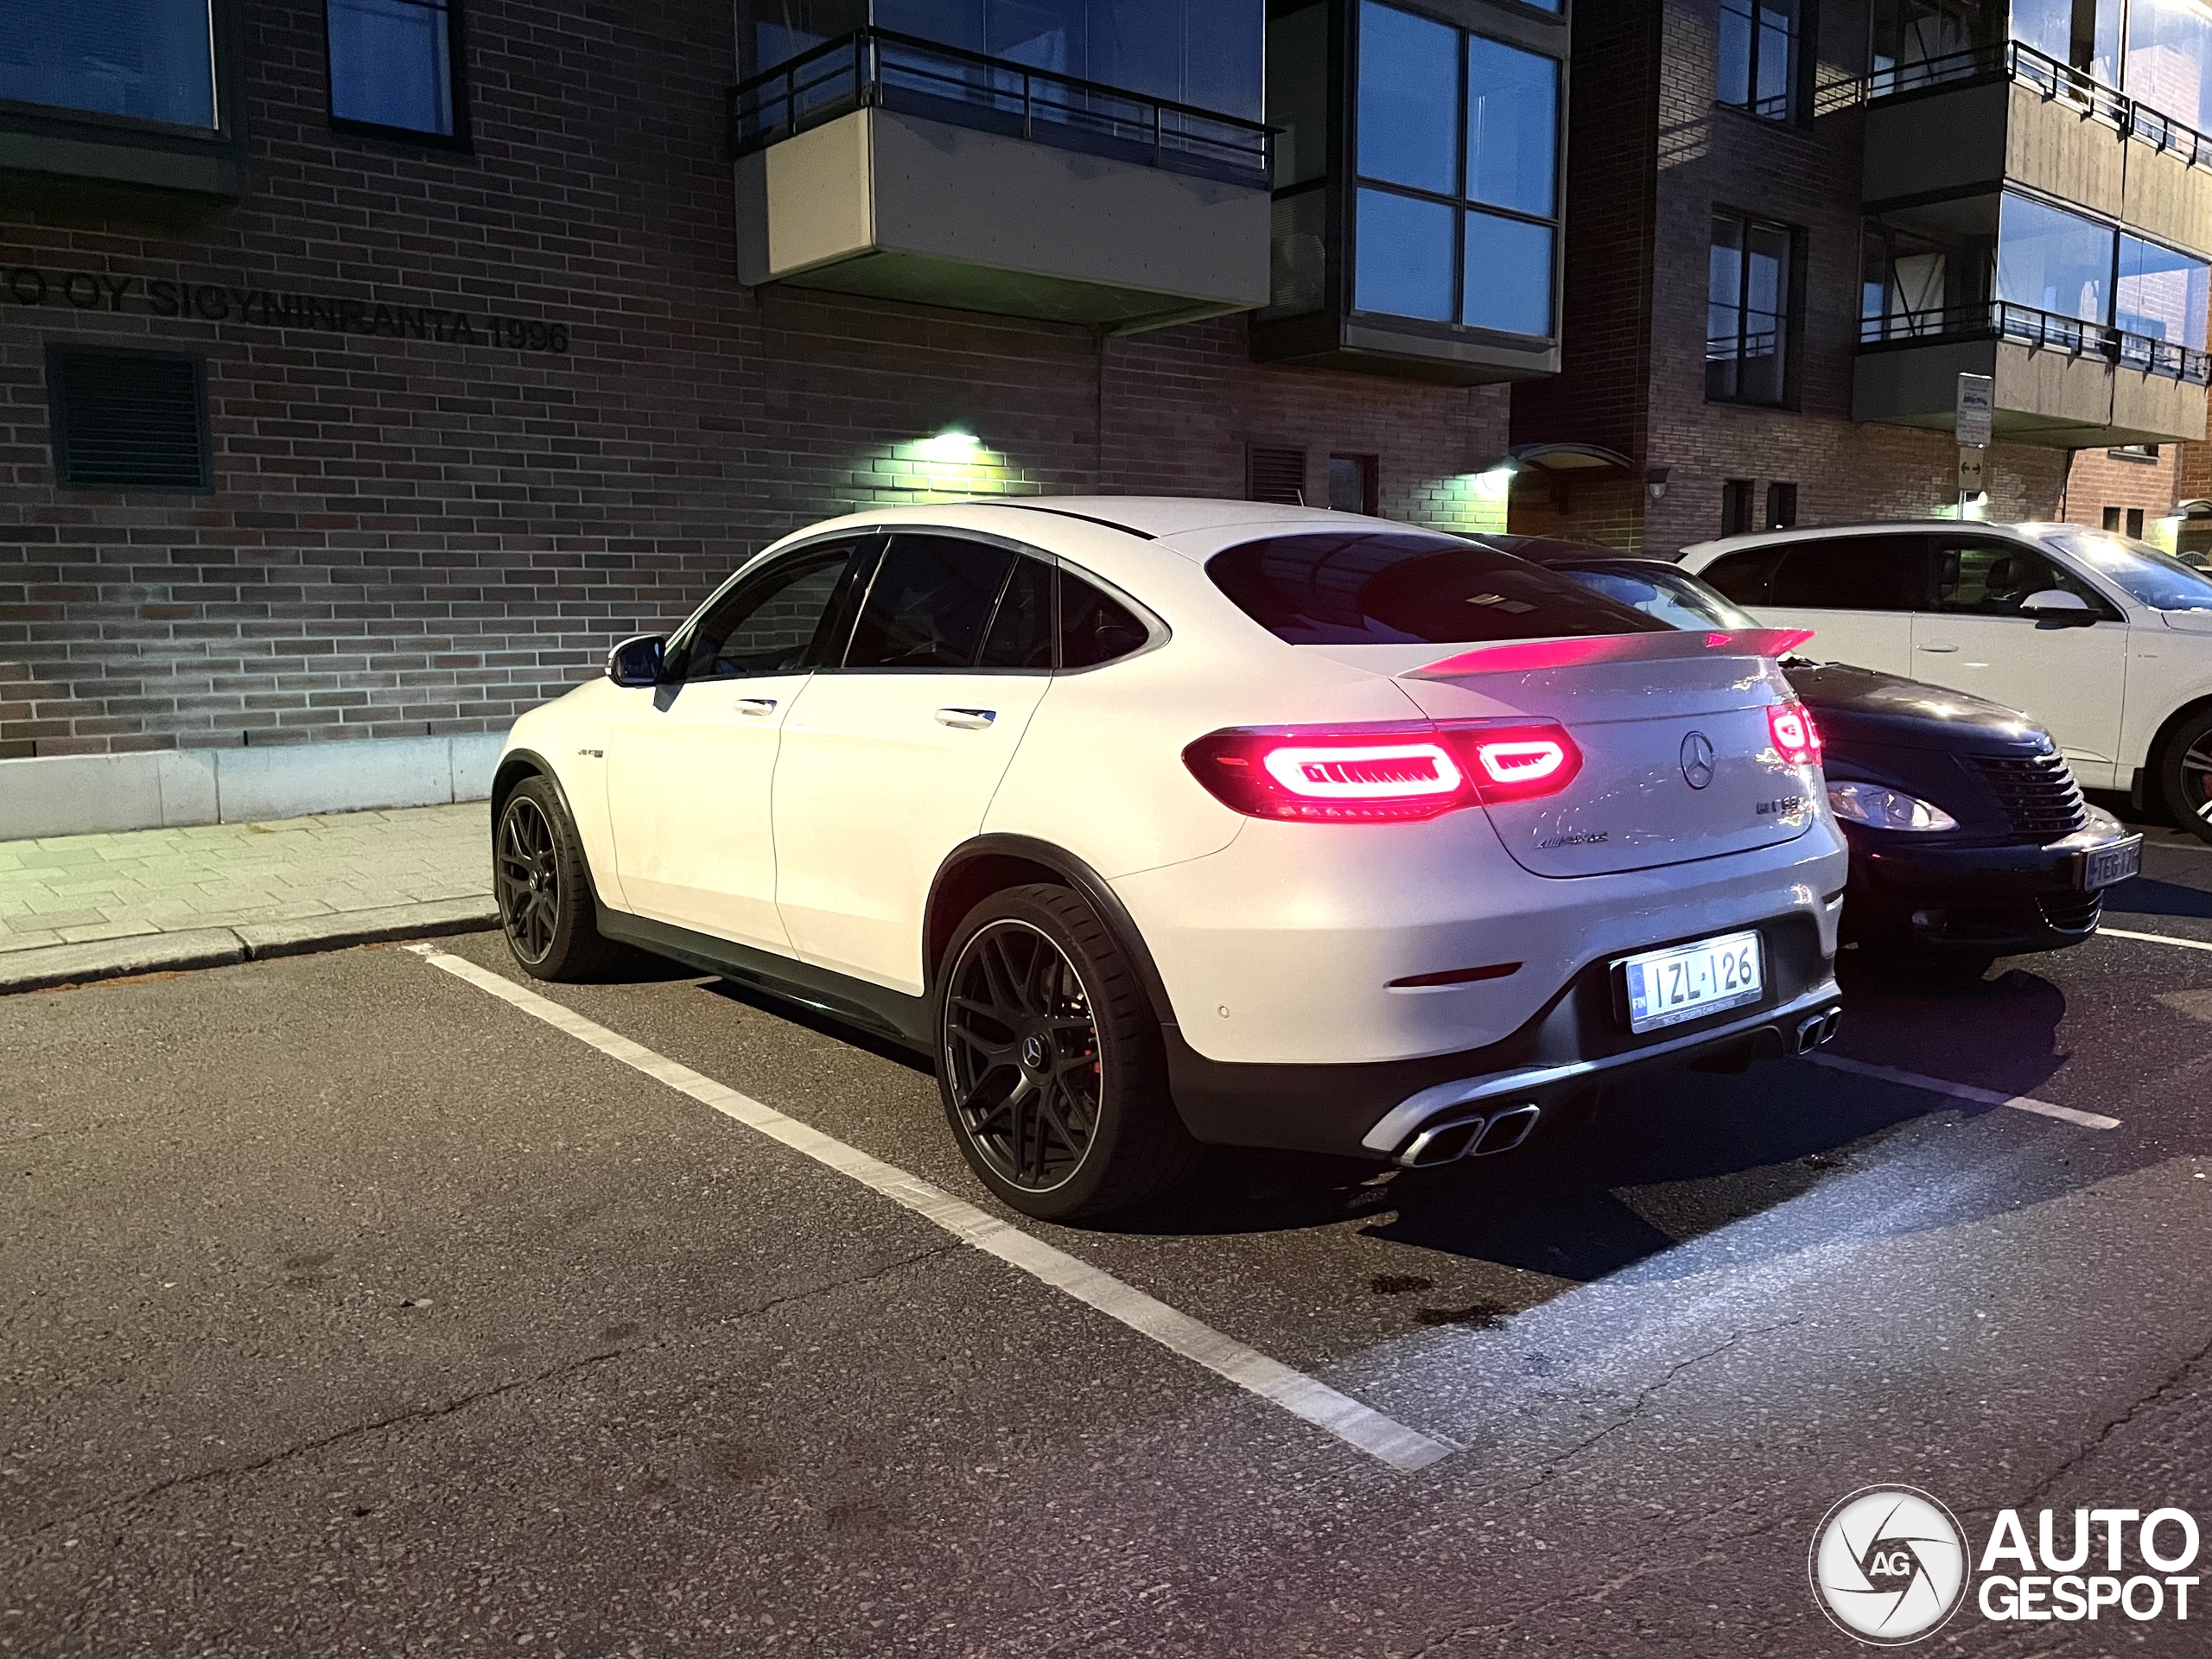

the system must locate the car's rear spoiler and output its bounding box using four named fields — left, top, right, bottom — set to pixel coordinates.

left=1405, top=627, right=1815, bottom=680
